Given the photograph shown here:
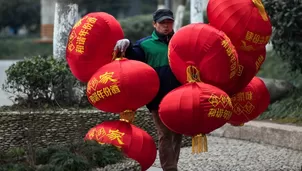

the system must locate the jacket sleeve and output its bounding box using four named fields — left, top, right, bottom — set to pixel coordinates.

left=125, top=40, right=146, bottom=62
